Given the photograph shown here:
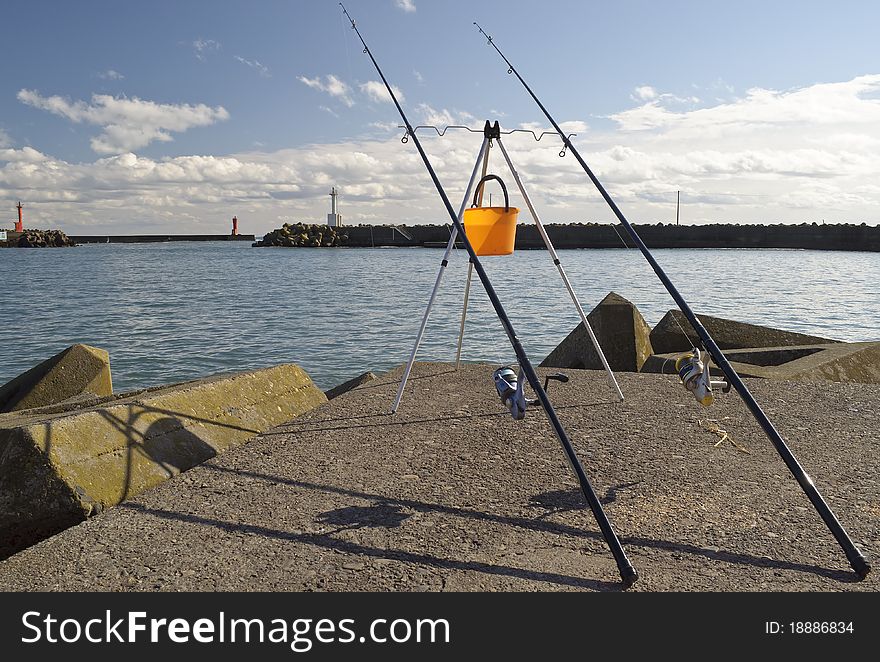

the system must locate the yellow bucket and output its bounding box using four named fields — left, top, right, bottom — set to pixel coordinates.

left=463, top=174, right=518, bottom=256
